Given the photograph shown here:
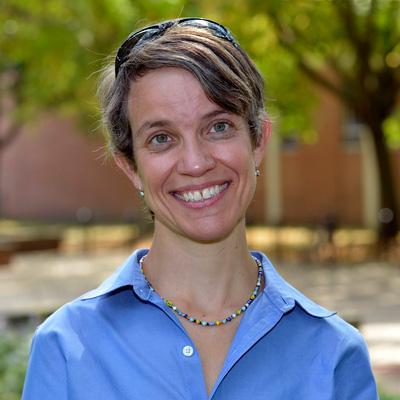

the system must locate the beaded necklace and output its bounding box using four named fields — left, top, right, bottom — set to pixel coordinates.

left=139, top=255, right=264, bottom=327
